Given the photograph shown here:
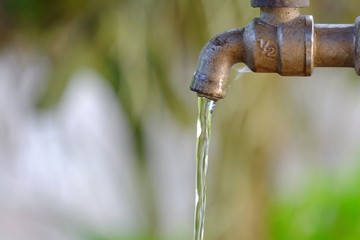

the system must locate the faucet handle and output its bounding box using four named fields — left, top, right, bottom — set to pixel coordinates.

left=251, top=0, right=309, bottom=7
